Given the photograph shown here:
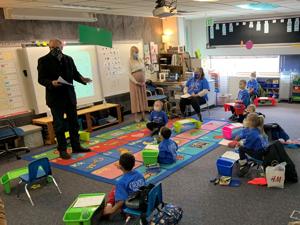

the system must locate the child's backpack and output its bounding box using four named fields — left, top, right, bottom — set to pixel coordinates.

left=263, top=141, right=298, bottom=183
left=125, top=183, right=155, bottom=211
left=150, top=203, right=183, bottom=225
